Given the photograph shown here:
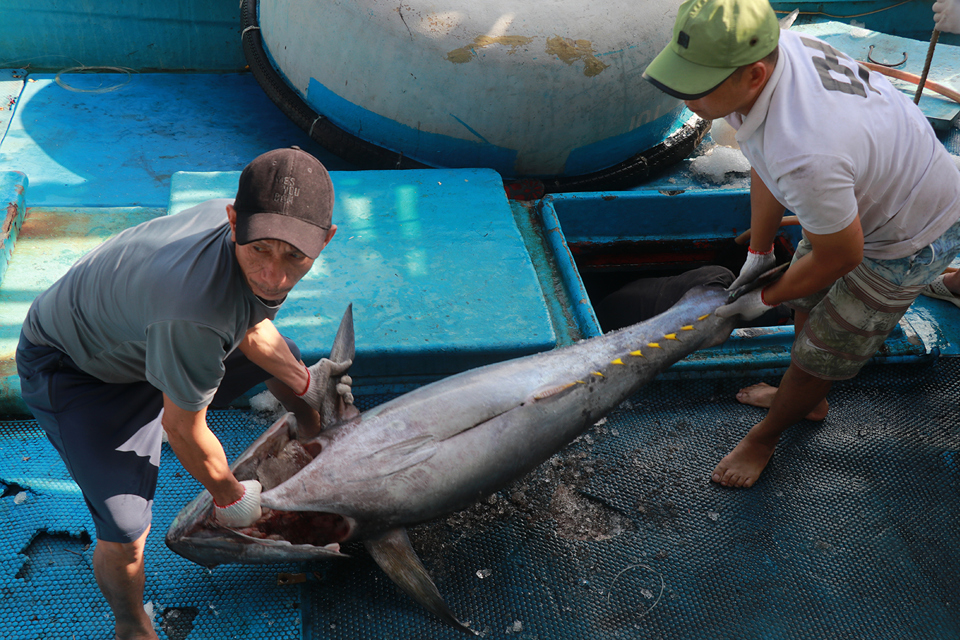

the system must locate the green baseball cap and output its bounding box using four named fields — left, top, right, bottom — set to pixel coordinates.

left=643, top=0, right=779, bottom=100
